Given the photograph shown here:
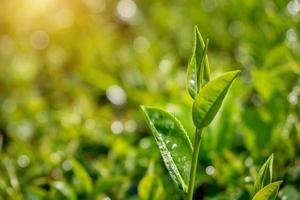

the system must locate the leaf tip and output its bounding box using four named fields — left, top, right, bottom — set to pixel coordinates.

left=227, top=69, right=241, bottom=81
left=273, top=180, right=283, bottom=188
left=140, top=105, right=152, bottom=116
left=140, top=105, right=146, bottom=110
left=194, top=25, right=199, bottom=33
left=205, top=38, right=209, bottom=47
left=270, top=153, right=274, bottom=160
left=233, top=69, right=241, bottom=76
left=193, top=25, right=203, bottom=43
